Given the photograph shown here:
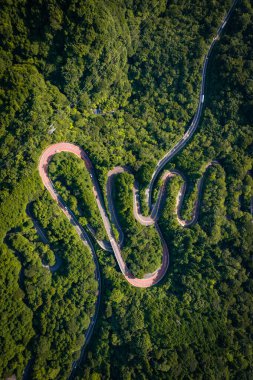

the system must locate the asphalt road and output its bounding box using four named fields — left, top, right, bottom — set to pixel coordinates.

left=39, top=143, right=169, bottom=287
left=146, top=0, right=239, bottom=209
left=34, top=1, right=239, bottom=378
left=37, top=0, right=239, bottom=285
